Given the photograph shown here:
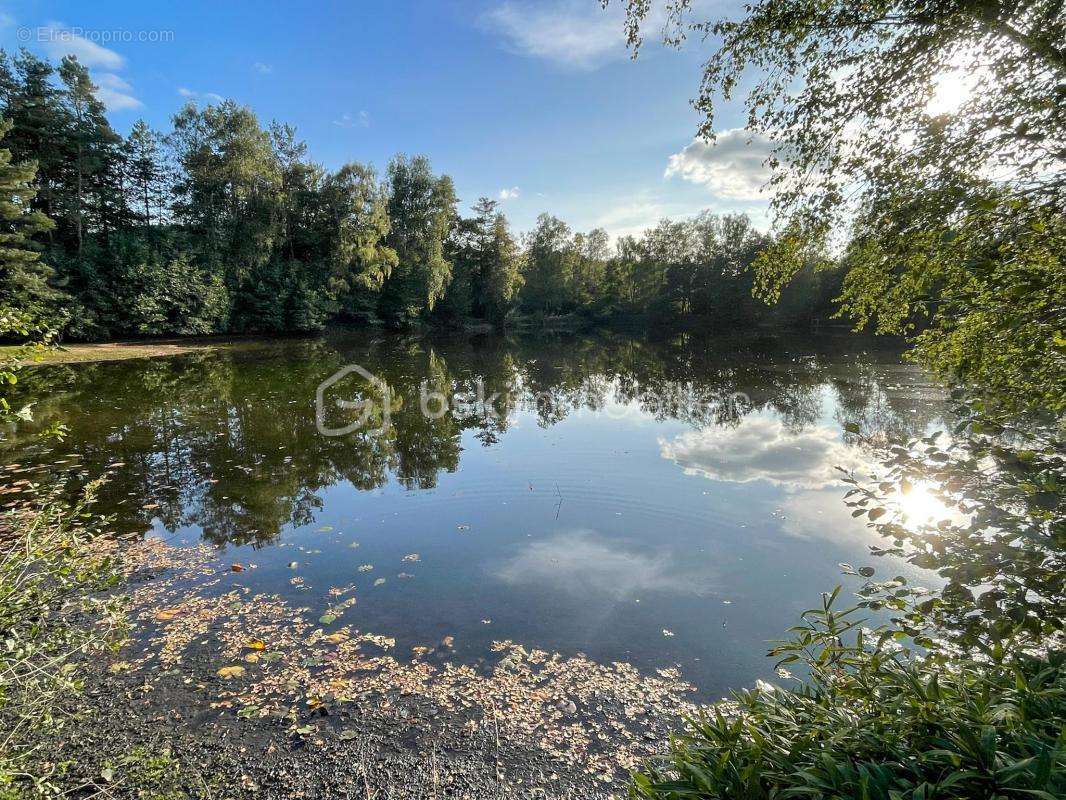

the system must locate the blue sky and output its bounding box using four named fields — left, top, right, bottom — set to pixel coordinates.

left=0, top=0, right=773, bottom=239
